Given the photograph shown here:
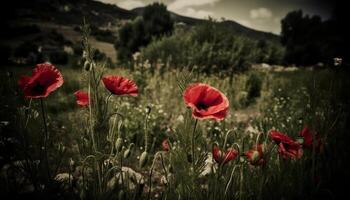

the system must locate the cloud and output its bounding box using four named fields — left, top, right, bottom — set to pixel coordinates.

left=250, top=7, right=272, bottom=19
left=180, top=8, right=214, bottom=19
left=117, top=0, right=145, bottom=10
left=168, top=0, right=220, bottom=11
